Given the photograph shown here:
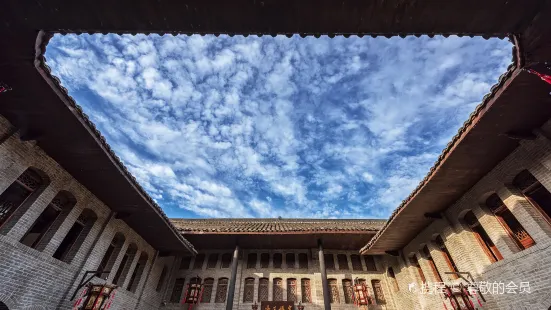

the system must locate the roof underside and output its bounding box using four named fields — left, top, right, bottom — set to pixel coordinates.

left=363, top=67, right=551, bottom=254
left=0, top=0, right=546, bottom=38
left=172, top=219, right=384, bottom=250
left=1, top=0, right=551, bottom=254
